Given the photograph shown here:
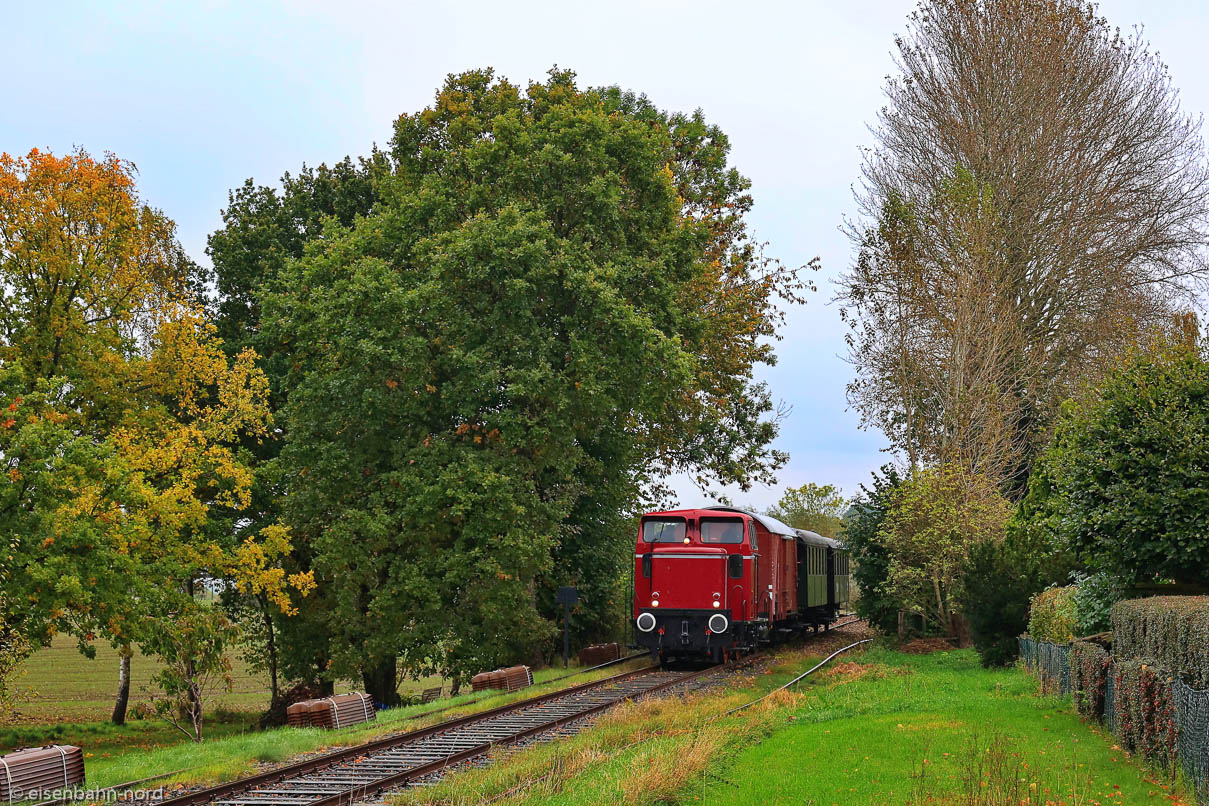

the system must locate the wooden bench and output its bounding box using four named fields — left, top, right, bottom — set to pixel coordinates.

left=421, top=686, right=442, bottom=704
